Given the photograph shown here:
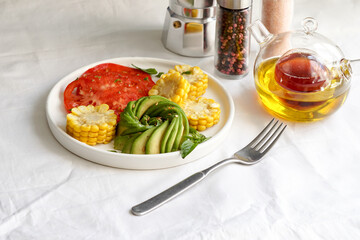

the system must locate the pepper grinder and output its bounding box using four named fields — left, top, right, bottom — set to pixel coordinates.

left=214, top=0, right=253, bottom=79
